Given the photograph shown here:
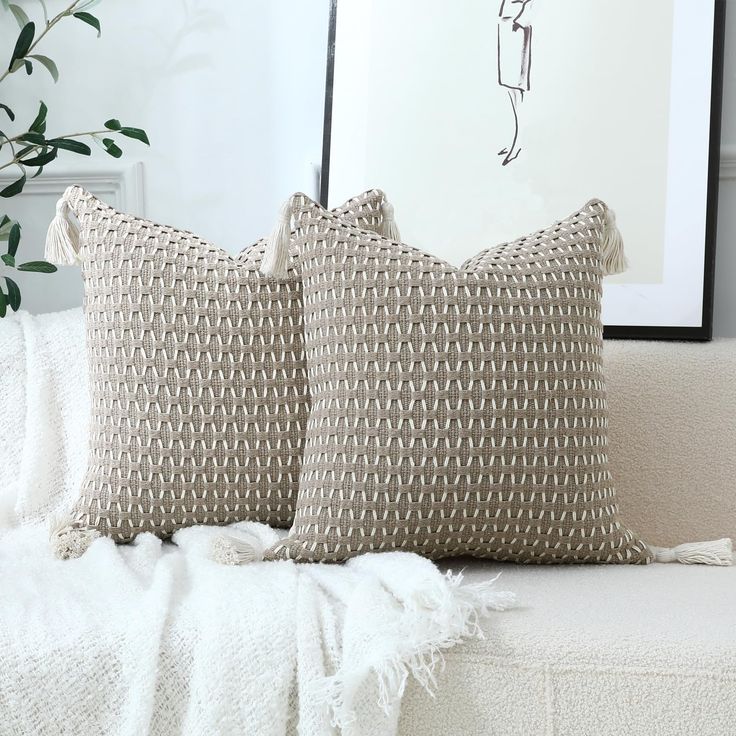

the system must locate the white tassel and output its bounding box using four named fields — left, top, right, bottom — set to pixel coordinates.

left=380, top=199, right=401, bottom=241
left=649, top=538, right=733, bottom=566
left=260, top=199, right=292, bottom=279
left=49, top=515, right=99, bottom=560
left=600, top=206, right=628, bottom=276
left=45, top=196, right=80, bottom=265
left=210, top=531, right=266, bottom=565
